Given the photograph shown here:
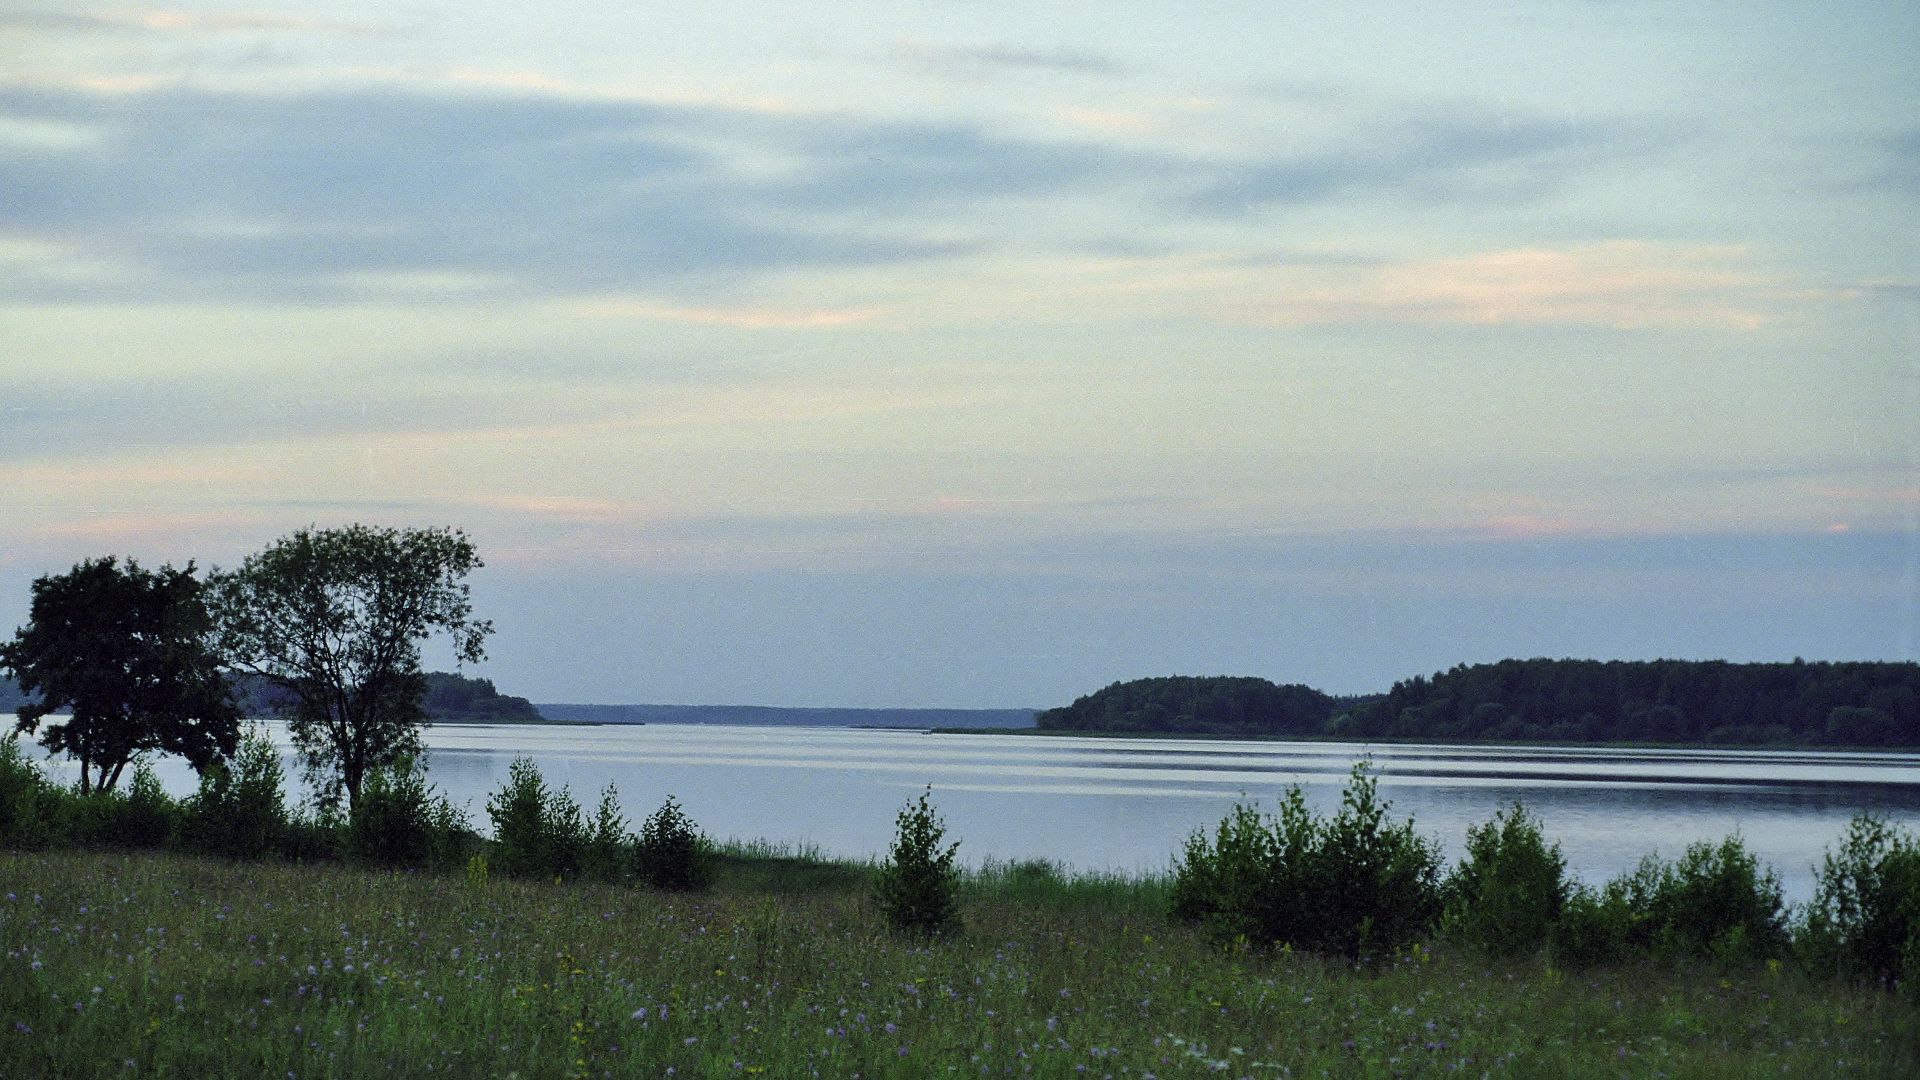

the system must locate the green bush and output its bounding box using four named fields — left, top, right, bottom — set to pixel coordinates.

left=94, top=760, right=178, bottom=850
left=484, top=756, right=585, bottom=879
left=583, top=783, right=631, bottom=882
left=1315, top=763, right=1444, bottom=958
left=1171, top=790, right=1318, bottom=947
left=1553, top=836, right=1785, bottom=967
left=1445, top=802, right=1567, bottom=956
left=347, top=757, right=470, bottom=868
left=874, top=786, right=960, bottom=935
left=1649, top=835, right=1786, bottom=960
left=1552, top=881, right=1641, bottom=968
left=0, top=736, right=55, bottom=849
left=1171, top=762, right=1441, bottom=960
left=281, top=805, right=343, bottom=864
left=183, top=727, right=286, bottom=860
left=1800, top=814, right=1920, bottom=991
left=635, top=795, right=712, bottom=891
